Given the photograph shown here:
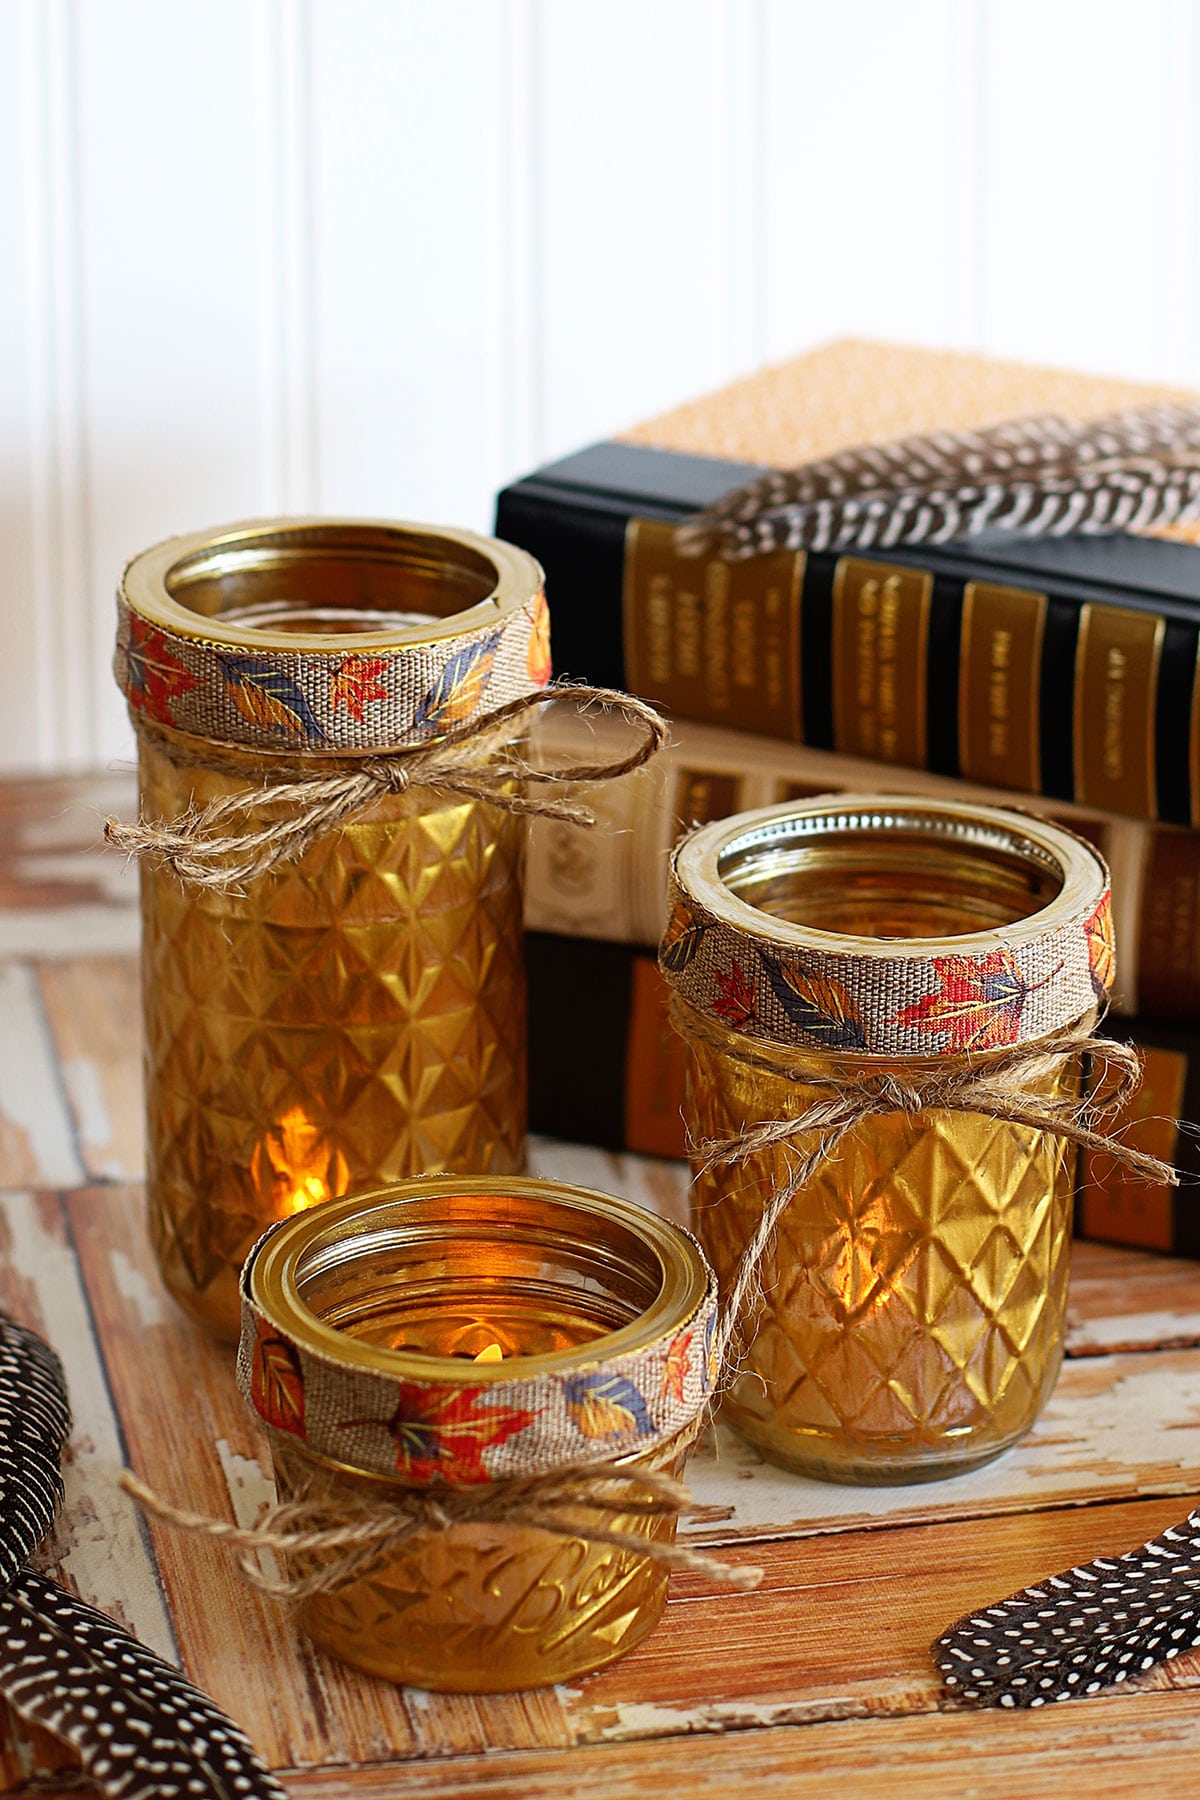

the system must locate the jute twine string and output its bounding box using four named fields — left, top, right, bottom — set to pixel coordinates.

left=121, top=1414, right=762, bottom=1598
left=675, top=1005, right=1179, bottom=1380
left=104, top=685, right=668, bottom=890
